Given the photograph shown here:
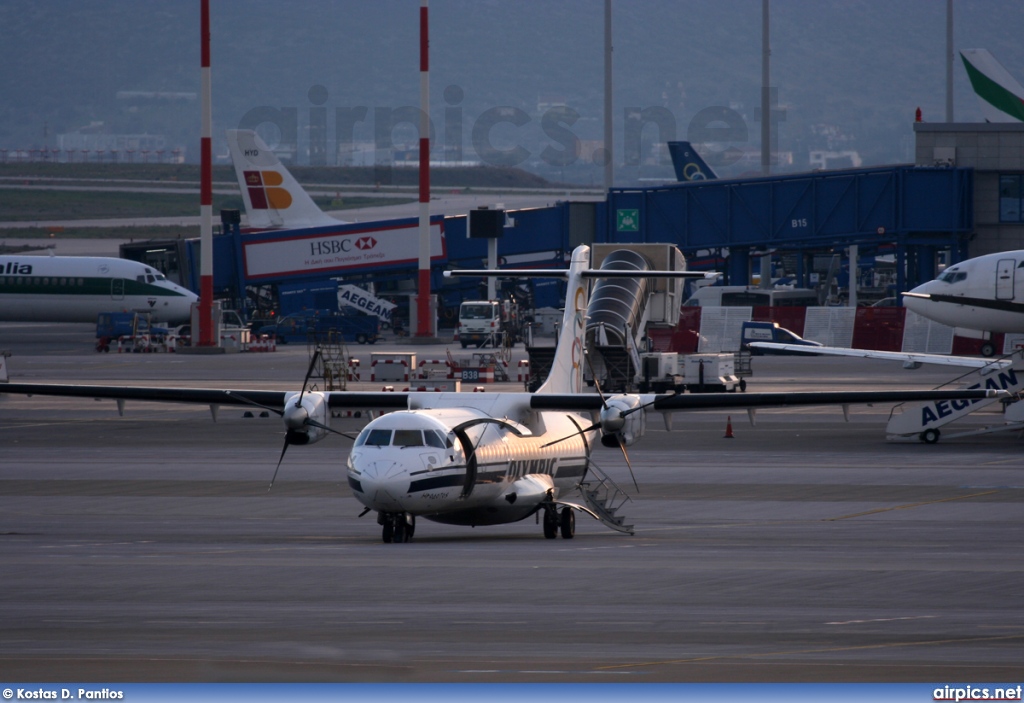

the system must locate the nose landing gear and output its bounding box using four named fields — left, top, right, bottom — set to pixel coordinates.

left=379, top=512, right=416, bottom=543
